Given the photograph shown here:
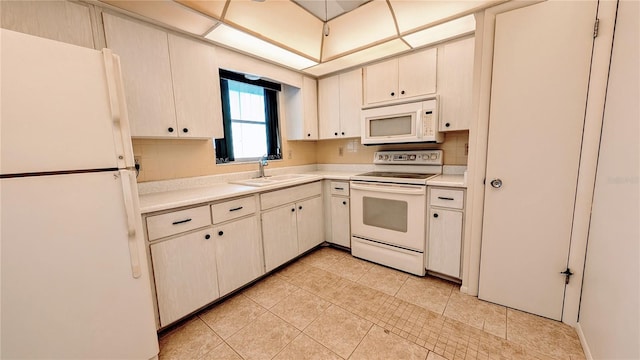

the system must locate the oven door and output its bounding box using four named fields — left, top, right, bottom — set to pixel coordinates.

left=350, top=181, right=427, bottom=251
